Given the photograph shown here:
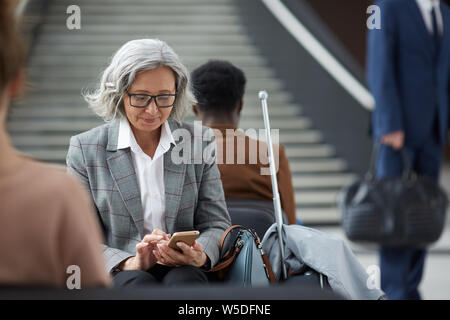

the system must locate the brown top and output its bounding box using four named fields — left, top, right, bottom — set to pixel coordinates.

left=210, top=124, right=297, bottom=224
left=0, top=157, right=111, bottom=288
